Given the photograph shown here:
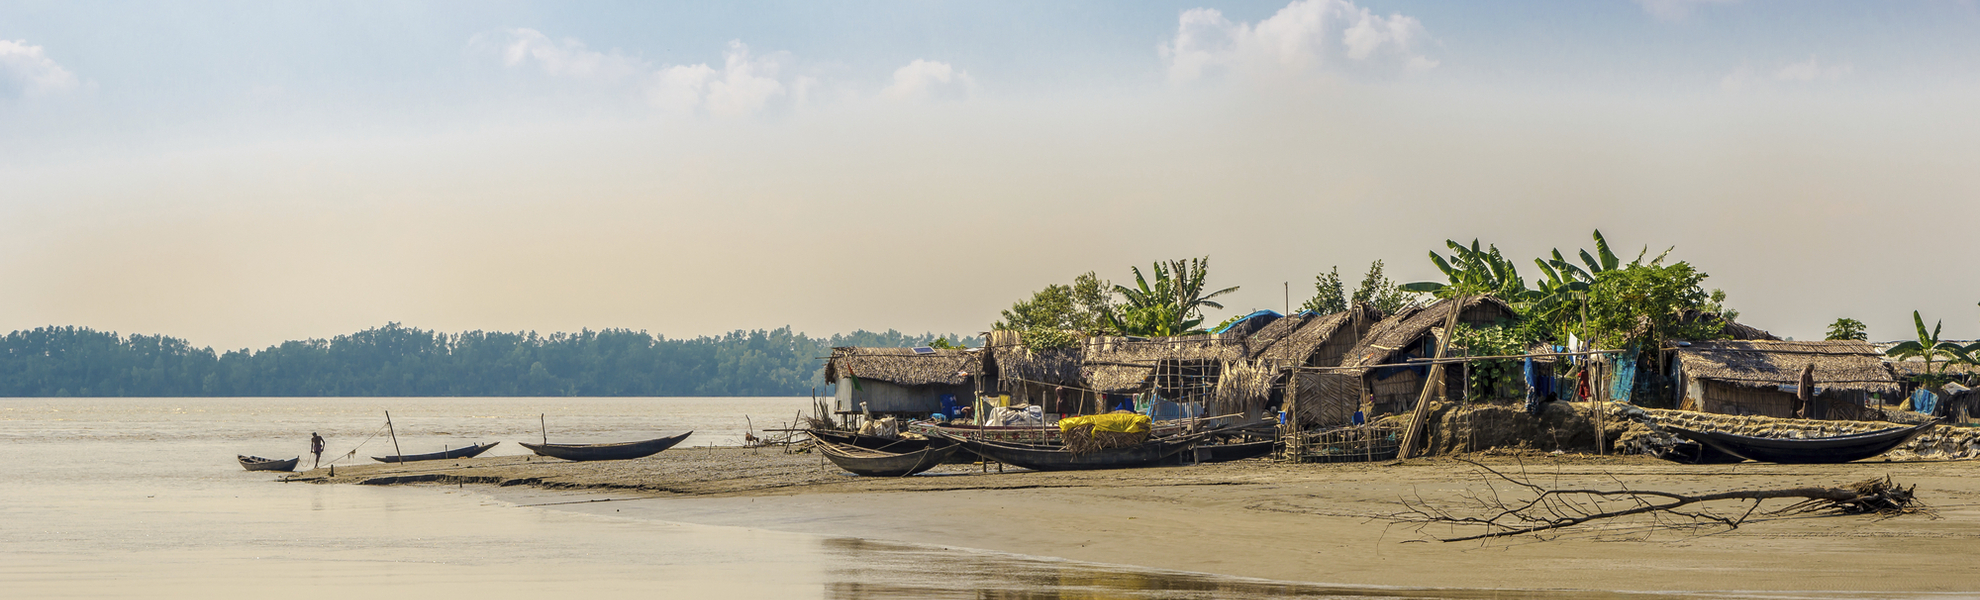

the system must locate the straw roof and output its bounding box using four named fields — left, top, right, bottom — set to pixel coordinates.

left=986, top=329, right=1084, bottom=388
left=824, top=346, right=980, bottom=387
left=1080, top=333, right=1250, bottom=394
left=1247, top=304, right=1380, bottom=363
left=1338, top=296, right=1518, bottom=371
left=1673, top=340, right=1898, bottom=394
left=1886, top=360, right=1980, bottom=379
